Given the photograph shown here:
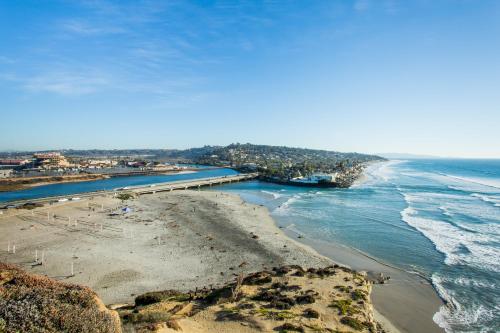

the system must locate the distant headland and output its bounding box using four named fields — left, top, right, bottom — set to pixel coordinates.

left=0, top=144, right=384, bottom=191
